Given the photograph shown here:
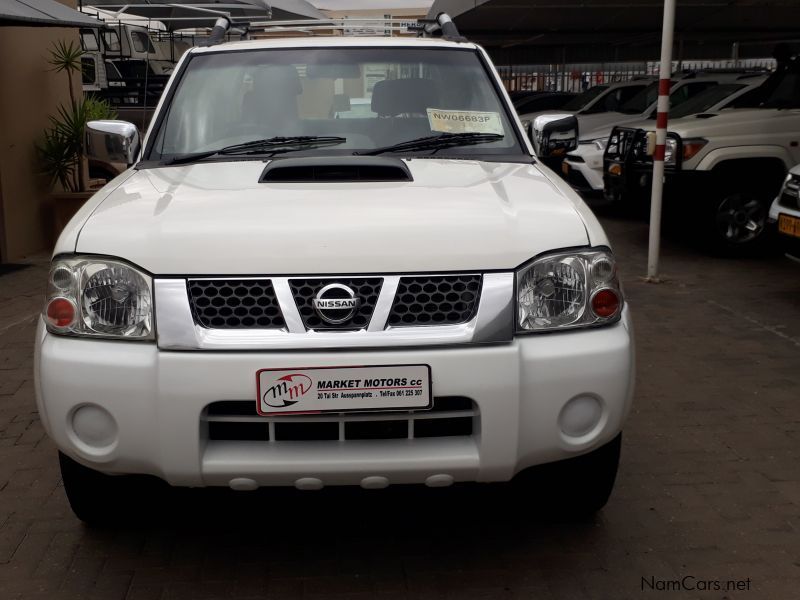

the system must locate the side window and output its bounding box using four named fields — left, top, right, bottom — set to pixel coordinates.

left=602, top=89, right=624, bottom=111
left=81, top=56, right=96, bottom=86
left=673, top=82, right=717, bottom=107
left=617, top=85, right=646, bottom=105
left=80, top=29, right=99, bottom=52
left=103, top=31, right=121, bottom=53
left=131, top=31, right=155, bottom=54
